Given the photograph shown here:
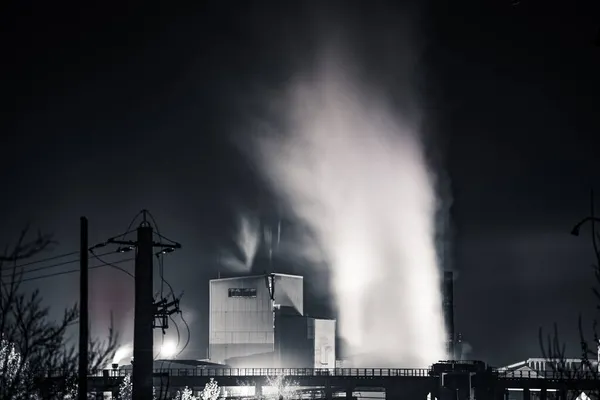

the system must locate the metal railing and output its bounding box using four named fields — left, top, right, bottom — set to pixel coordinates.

left=496, top=370, right=599, bottom=380
left=44, top=367, right=599, bottom=381
left=86, top=368, right=432, bottom=378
